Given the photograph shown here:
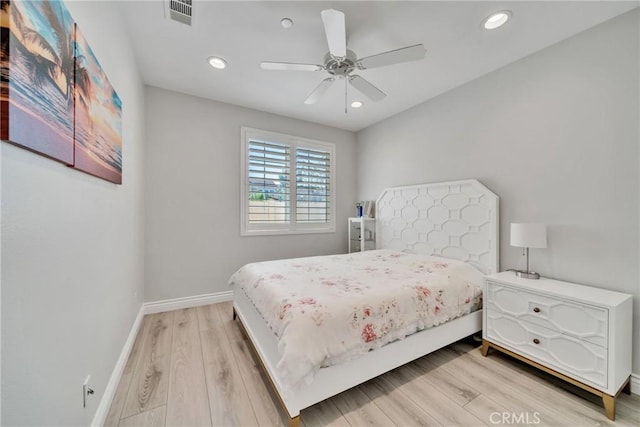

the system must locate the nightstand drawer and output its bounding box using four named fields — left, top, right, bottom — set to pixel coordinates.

left=486, top=311, right=607, bottom=388
left=486, top=281, right=608, bottom=347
